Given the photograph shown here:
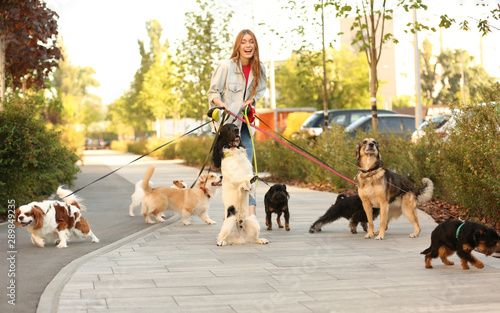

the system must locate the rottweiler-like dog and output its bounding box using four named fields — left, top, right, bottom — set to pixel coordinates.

left=309, top=194, right=380, bottom=234
left=264, top=184, right=290, bottom=231
left=421, top=220, right=500, bottom=269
